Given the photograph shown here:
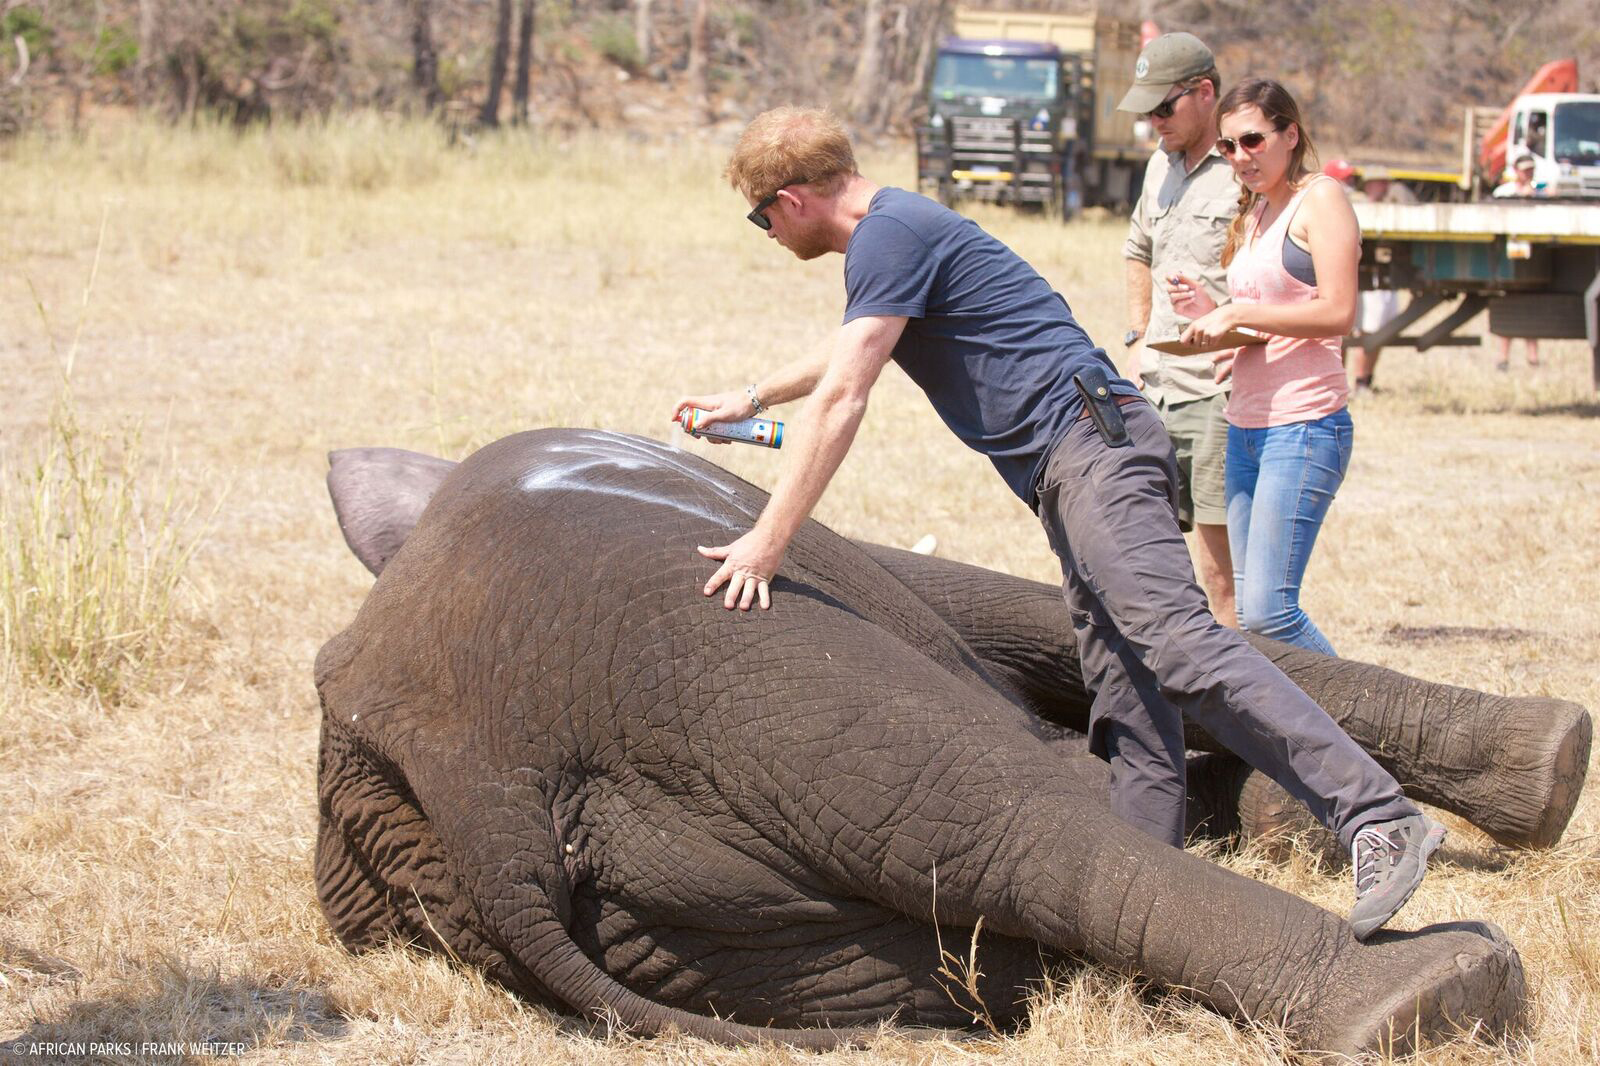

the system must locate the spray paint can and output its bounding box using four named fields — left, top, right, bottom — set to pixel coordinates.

left=679, top=407, right=783, bottom=448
